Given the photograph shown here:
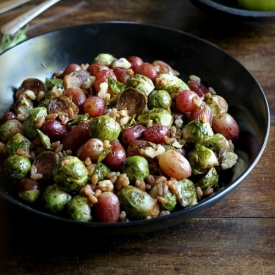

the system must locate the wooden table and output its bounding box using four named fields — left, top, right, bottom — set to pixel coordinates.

left=0, top=1, right=274, bottom=274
